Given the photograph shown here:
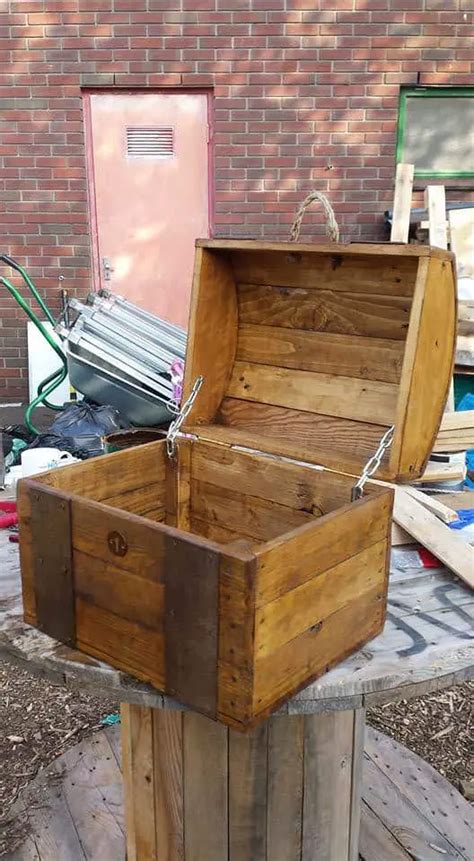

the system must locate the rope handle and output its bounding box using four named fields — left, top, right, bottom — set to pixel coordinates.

left=290, top=190, right=340, bottom=243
